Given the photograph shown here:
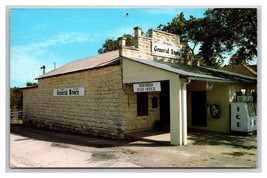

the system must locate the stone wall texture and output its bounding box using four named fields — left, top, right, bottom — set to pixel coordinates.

left=121, top=28, right=184, bottom=63
left=23, top=64, right=126, bottom=138
left=23, top=29, right=184, bottom=138
left=122, top=84, right=160, bottom=133
left=23, top=63, right=161, bottom=138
